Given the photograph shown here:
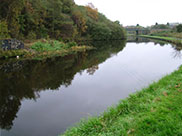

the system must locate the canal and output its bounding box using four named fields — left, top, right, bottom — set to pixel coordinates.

left=1, top=39, right=182, bottom=136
